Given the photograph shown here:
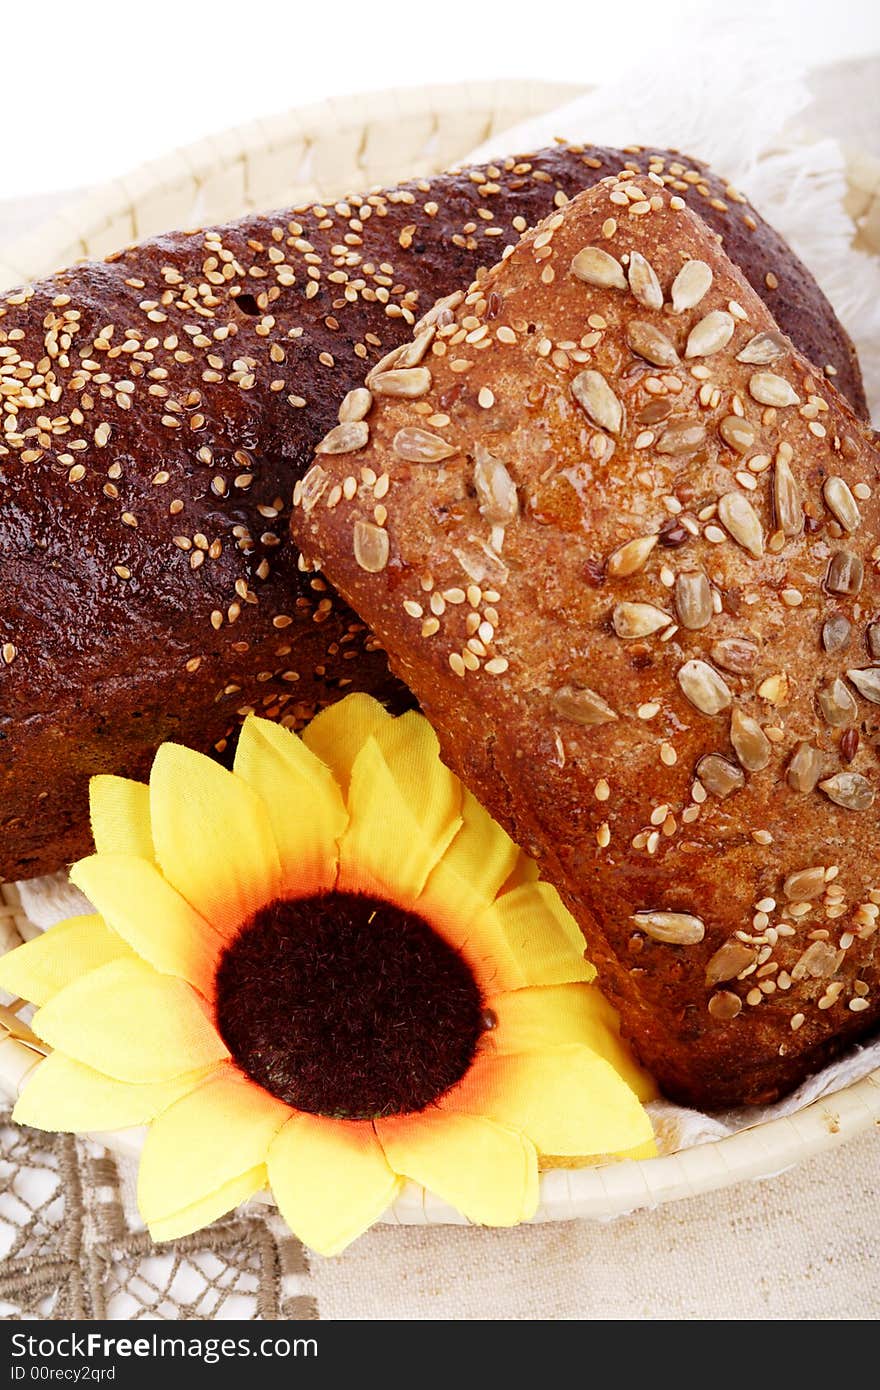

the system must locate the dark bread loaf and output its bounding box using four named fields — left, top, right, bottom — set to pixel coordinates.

left=293, top=174, right=880, bottom=1109
left=0, top=144, right=866, bottom=882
